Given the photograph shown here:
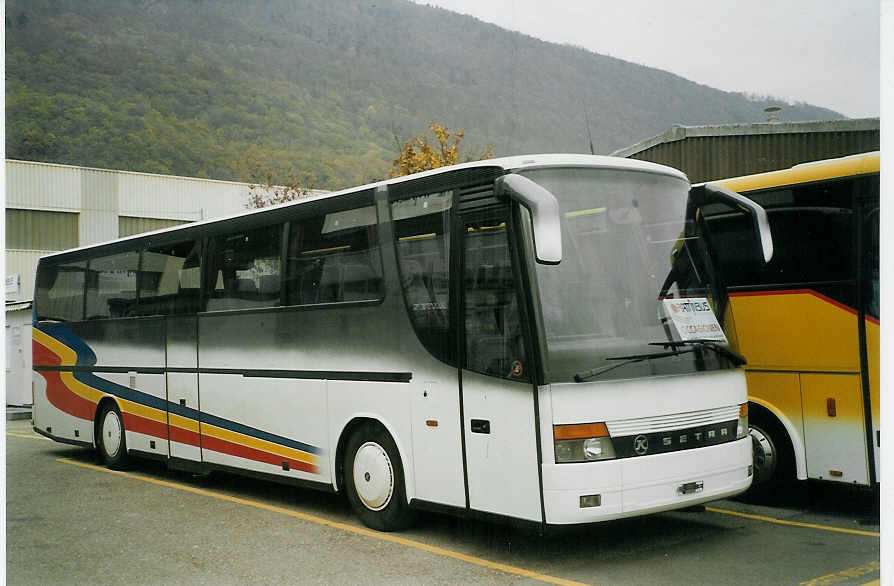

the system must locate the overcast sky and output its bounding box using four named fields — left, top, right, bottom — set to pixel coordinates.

left=412, top=0, right=880, bottom=118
